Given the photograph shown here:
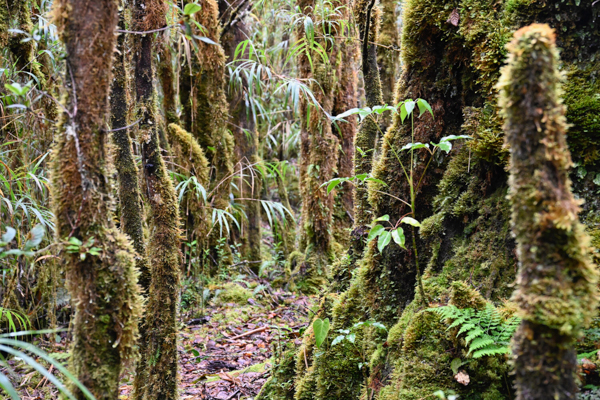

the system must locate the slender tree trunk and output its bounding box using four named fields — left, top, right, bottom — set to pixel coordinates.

left=131, top=0, right=181, bottom=398
left=500, top=24, right=599, bottom=400
left=219, top=0, right=263, bottom=268
left=294, top=0, right=344, bottom=292
left=49, top=0, right=142, bottom=398
left=331, top=30, right=358, bottom=250
left=377, top=0, right=399, bottom=106
left=180, top=0, right=235, bottom=271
